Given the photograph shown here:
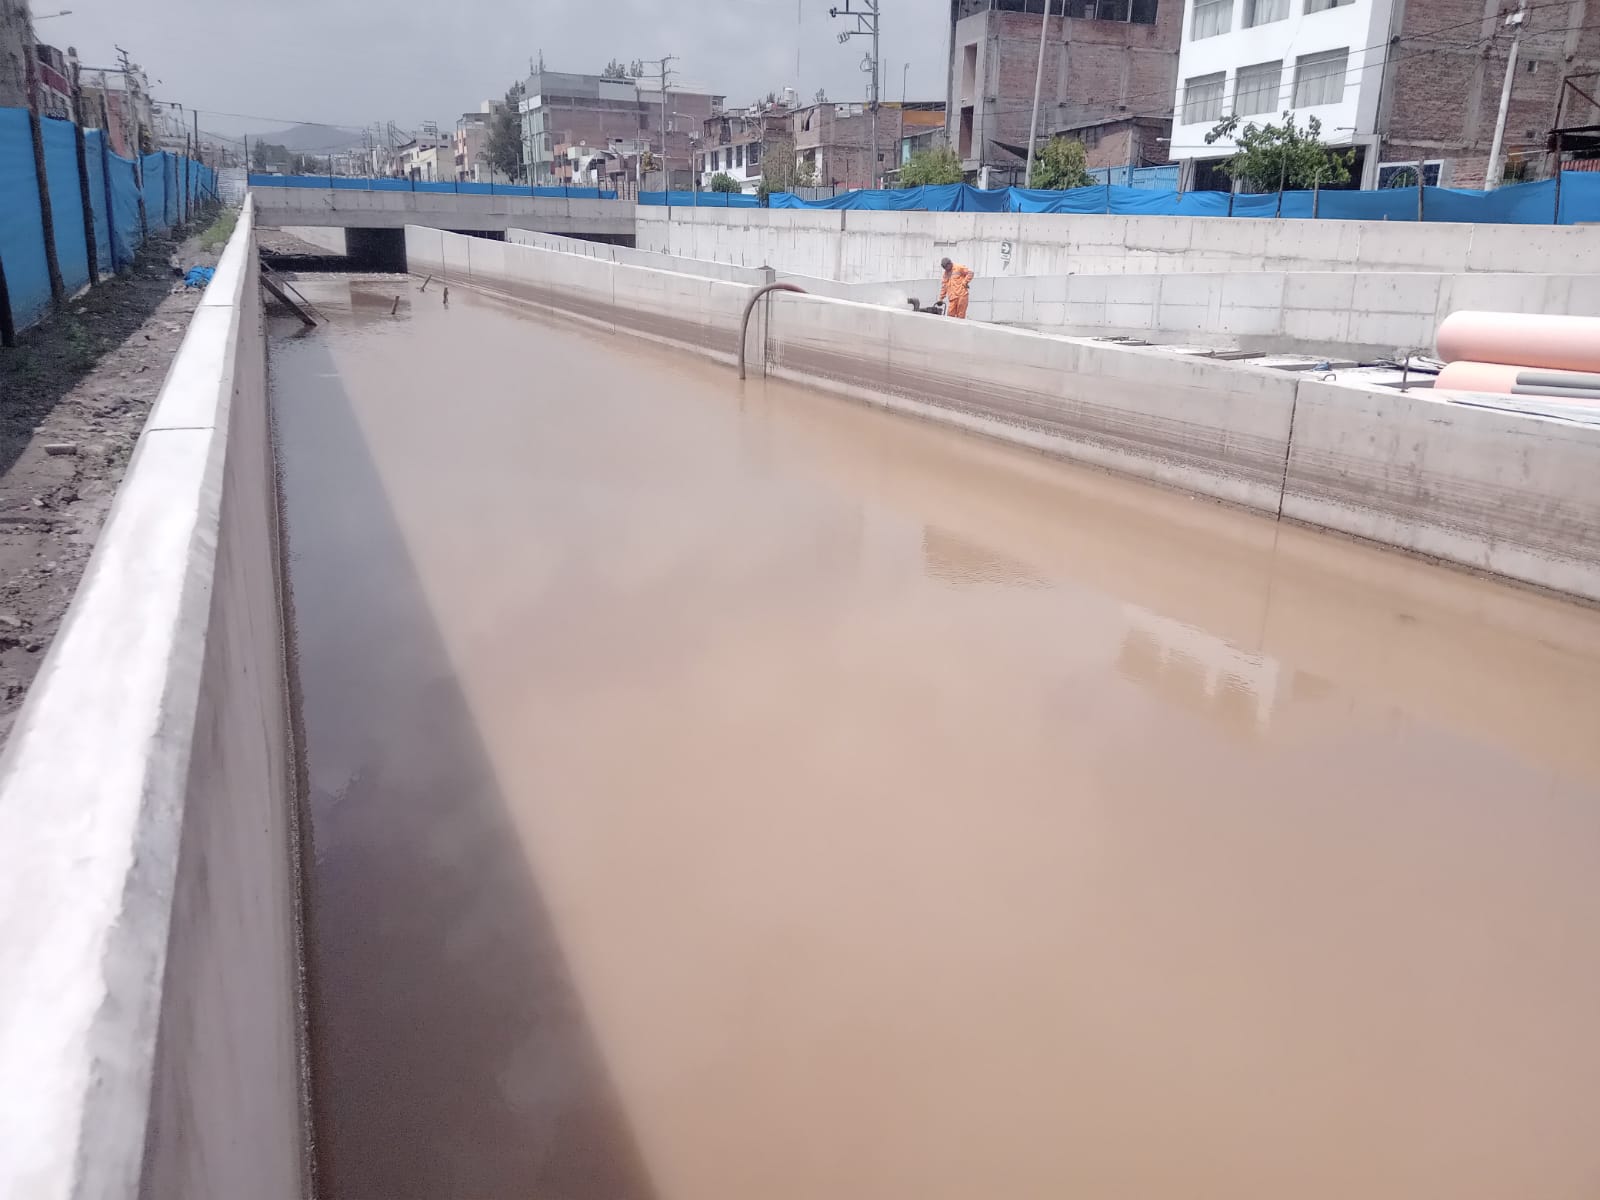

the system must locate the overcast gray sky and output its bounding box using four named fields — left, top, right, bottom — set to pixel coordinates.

left=46, top=0, right=948, bottom=137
